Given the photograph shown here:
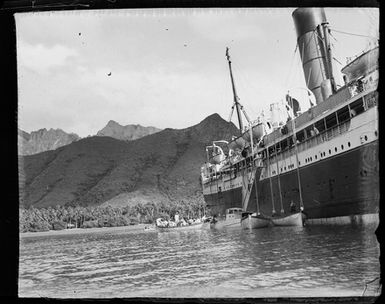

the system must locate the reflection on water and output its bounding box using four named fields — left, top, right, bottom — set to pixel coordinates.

left=19, top=225, right=380, bottom=298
